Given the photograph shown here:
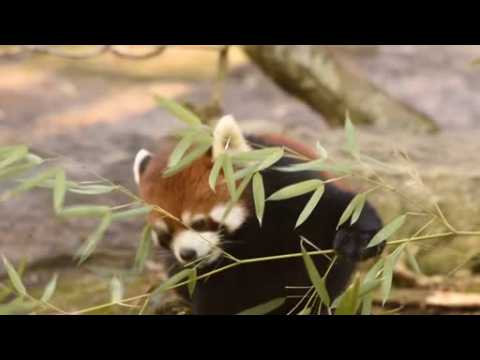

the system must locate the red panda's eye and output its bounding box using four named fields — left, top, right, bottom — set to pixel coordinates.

left=156, top=231, right=172, bottom=248
left=191, top=218, right=219, bottom=232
